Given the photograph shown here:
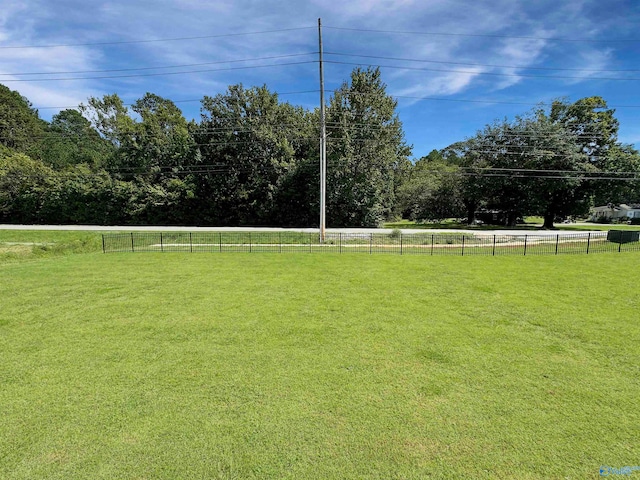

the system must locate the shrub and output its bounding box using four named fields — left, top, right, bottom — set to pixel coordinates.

left=389, top=228, right=402, bottom=239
